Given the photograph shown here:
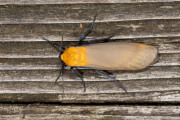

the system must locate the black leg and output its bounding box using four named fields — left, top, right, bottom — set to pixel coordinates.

left=54, top=69, right=63, bottom=84
left=54, top=57, right=65, bottom=84
left=42, top=37, right=66, bottom=84
left=79, top=13, right=97, bottom=45
left=87, top=28, right=122, bottom=44
left=70, top=67, right=86, bottom=92
left=95, top=70, right=127, bottom=92
left=42, top=38, right=65, bottom=51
